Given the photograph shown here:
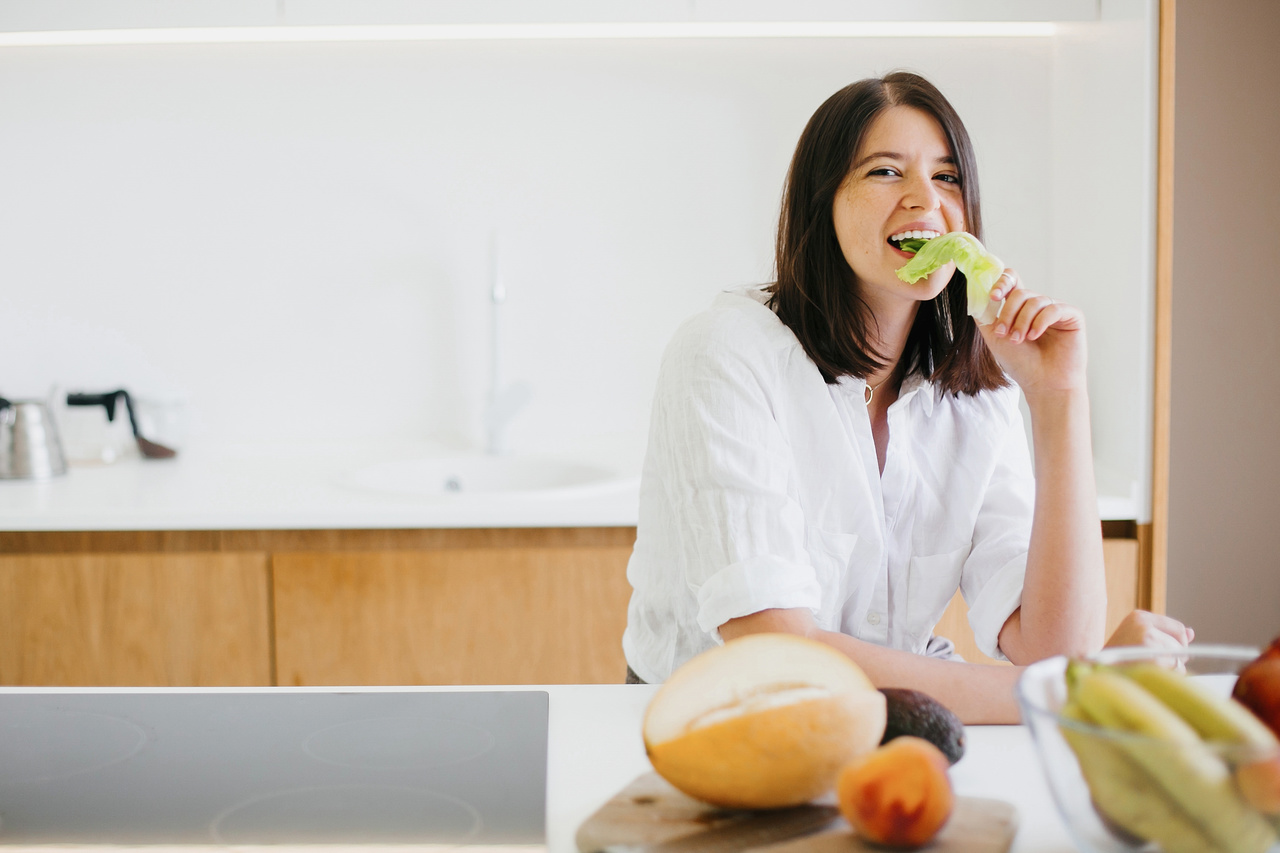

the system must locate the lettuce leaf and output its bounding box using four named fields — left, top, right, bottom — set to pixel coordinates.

left=895, top=231, right=1005, bottom=325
